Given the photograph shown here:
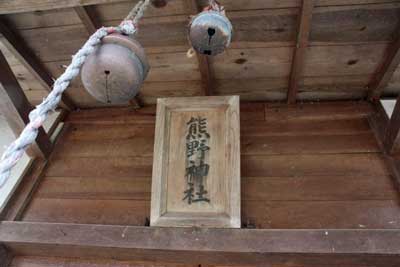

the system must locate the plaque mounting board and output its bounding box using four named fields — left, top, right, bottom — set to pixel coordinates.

left=151, top=96, right=240, bottom=228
